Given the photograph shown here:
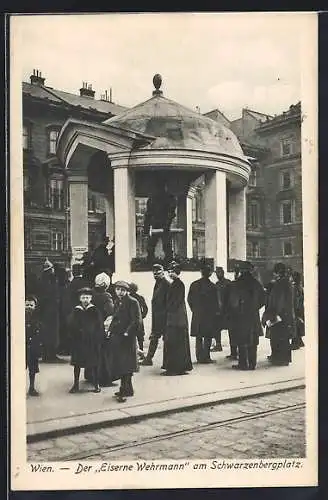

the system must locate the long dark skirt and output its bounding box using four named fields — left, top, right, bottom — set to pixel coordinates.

left=162, top=326, right=193, bottom=374
left=269, top=323, right=292, bottom=365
